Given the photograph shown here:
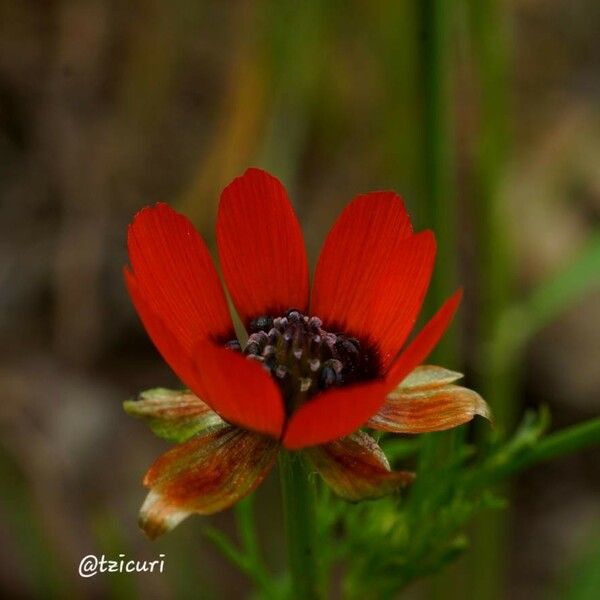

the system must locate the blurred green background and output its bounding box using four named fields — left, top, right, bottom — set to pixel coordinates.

left=1, top=0, right=599, bottom=598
